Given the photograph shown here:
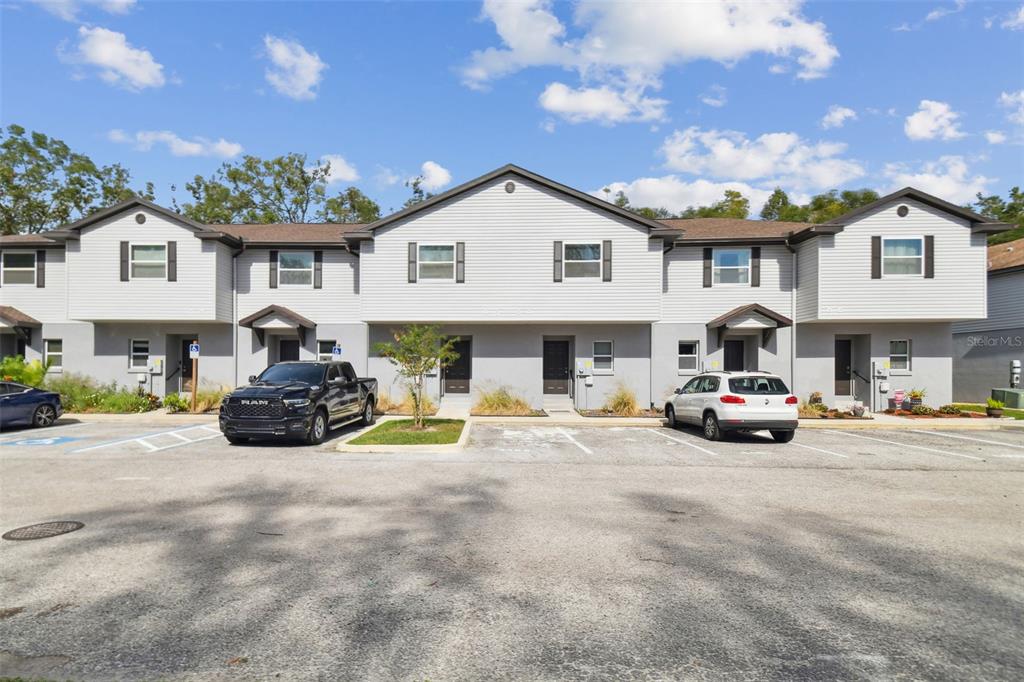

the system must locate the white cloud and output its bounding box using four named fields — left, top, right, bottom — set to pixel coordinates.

left=925, top=0, right=966, bottom=22
left=375, top=166, right=401, bottom=186
left=594, top=176, right=779, bottom=216
left=1001, top=5, right=1024, bottom=30
left=659, top=126, right=865, bottom=191
left=319, top=154, right=360, bottom=183
left=999, top=90, right=1024, bottom=125
left=262, top=35, right=327, bottom=101
left=883, top=156, right=992, bottom=203
left=821, top=104, right=857, bottom=129
left=538, top=82, right=666, bottom=124
left=984, top=130, right=1008, bottom=144
left=540, top=119, right=557, bottom=133
left=108, top=129, right=242, bottom=158
left=903, top=100, right=966, bottom=140
left=463, top=0, right=838, bottom=125
left=699, top=84, right=727, bottom=108
left=67, top=26, right=165, bottom=91
left=32, top=0, right=135, bottom=21
left=417, top=161, right=452, bottom=191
